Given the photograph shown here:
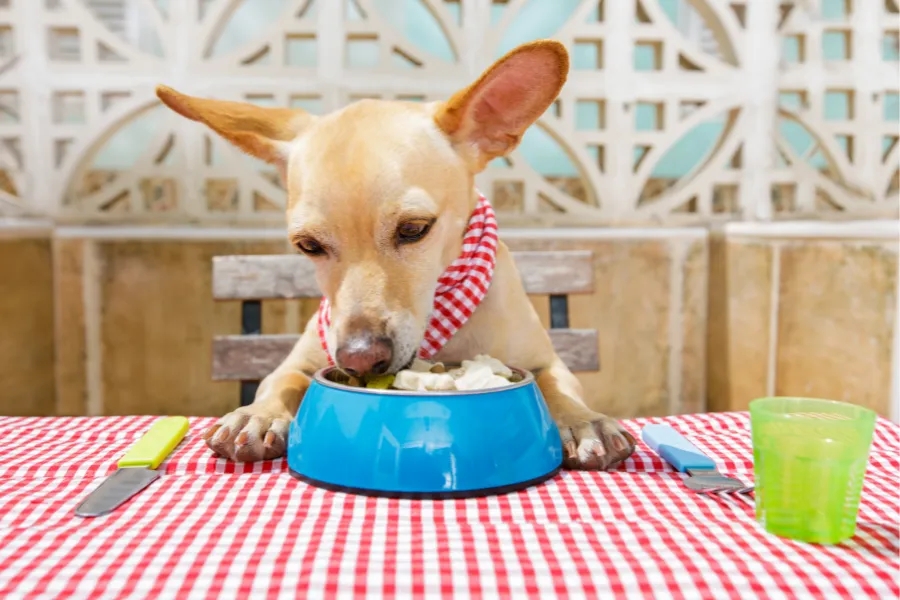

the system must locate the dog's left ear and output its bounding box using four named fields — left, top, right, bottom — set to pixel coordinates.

left=434, top=40, right=568, bottom=171
left=155, top=85, right=314, bottom=172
